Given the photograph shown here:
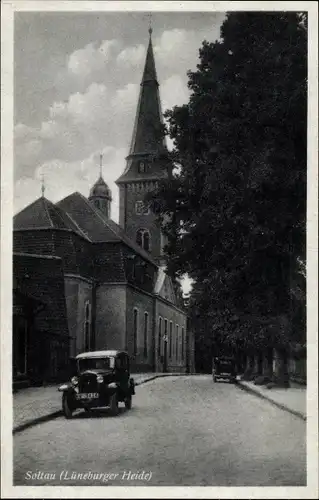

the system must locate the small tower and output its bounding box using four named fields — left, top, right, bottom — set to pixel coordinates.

left=115, top=26, right=169, bottom=263
left=89, top=154, right=112, bottom=218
